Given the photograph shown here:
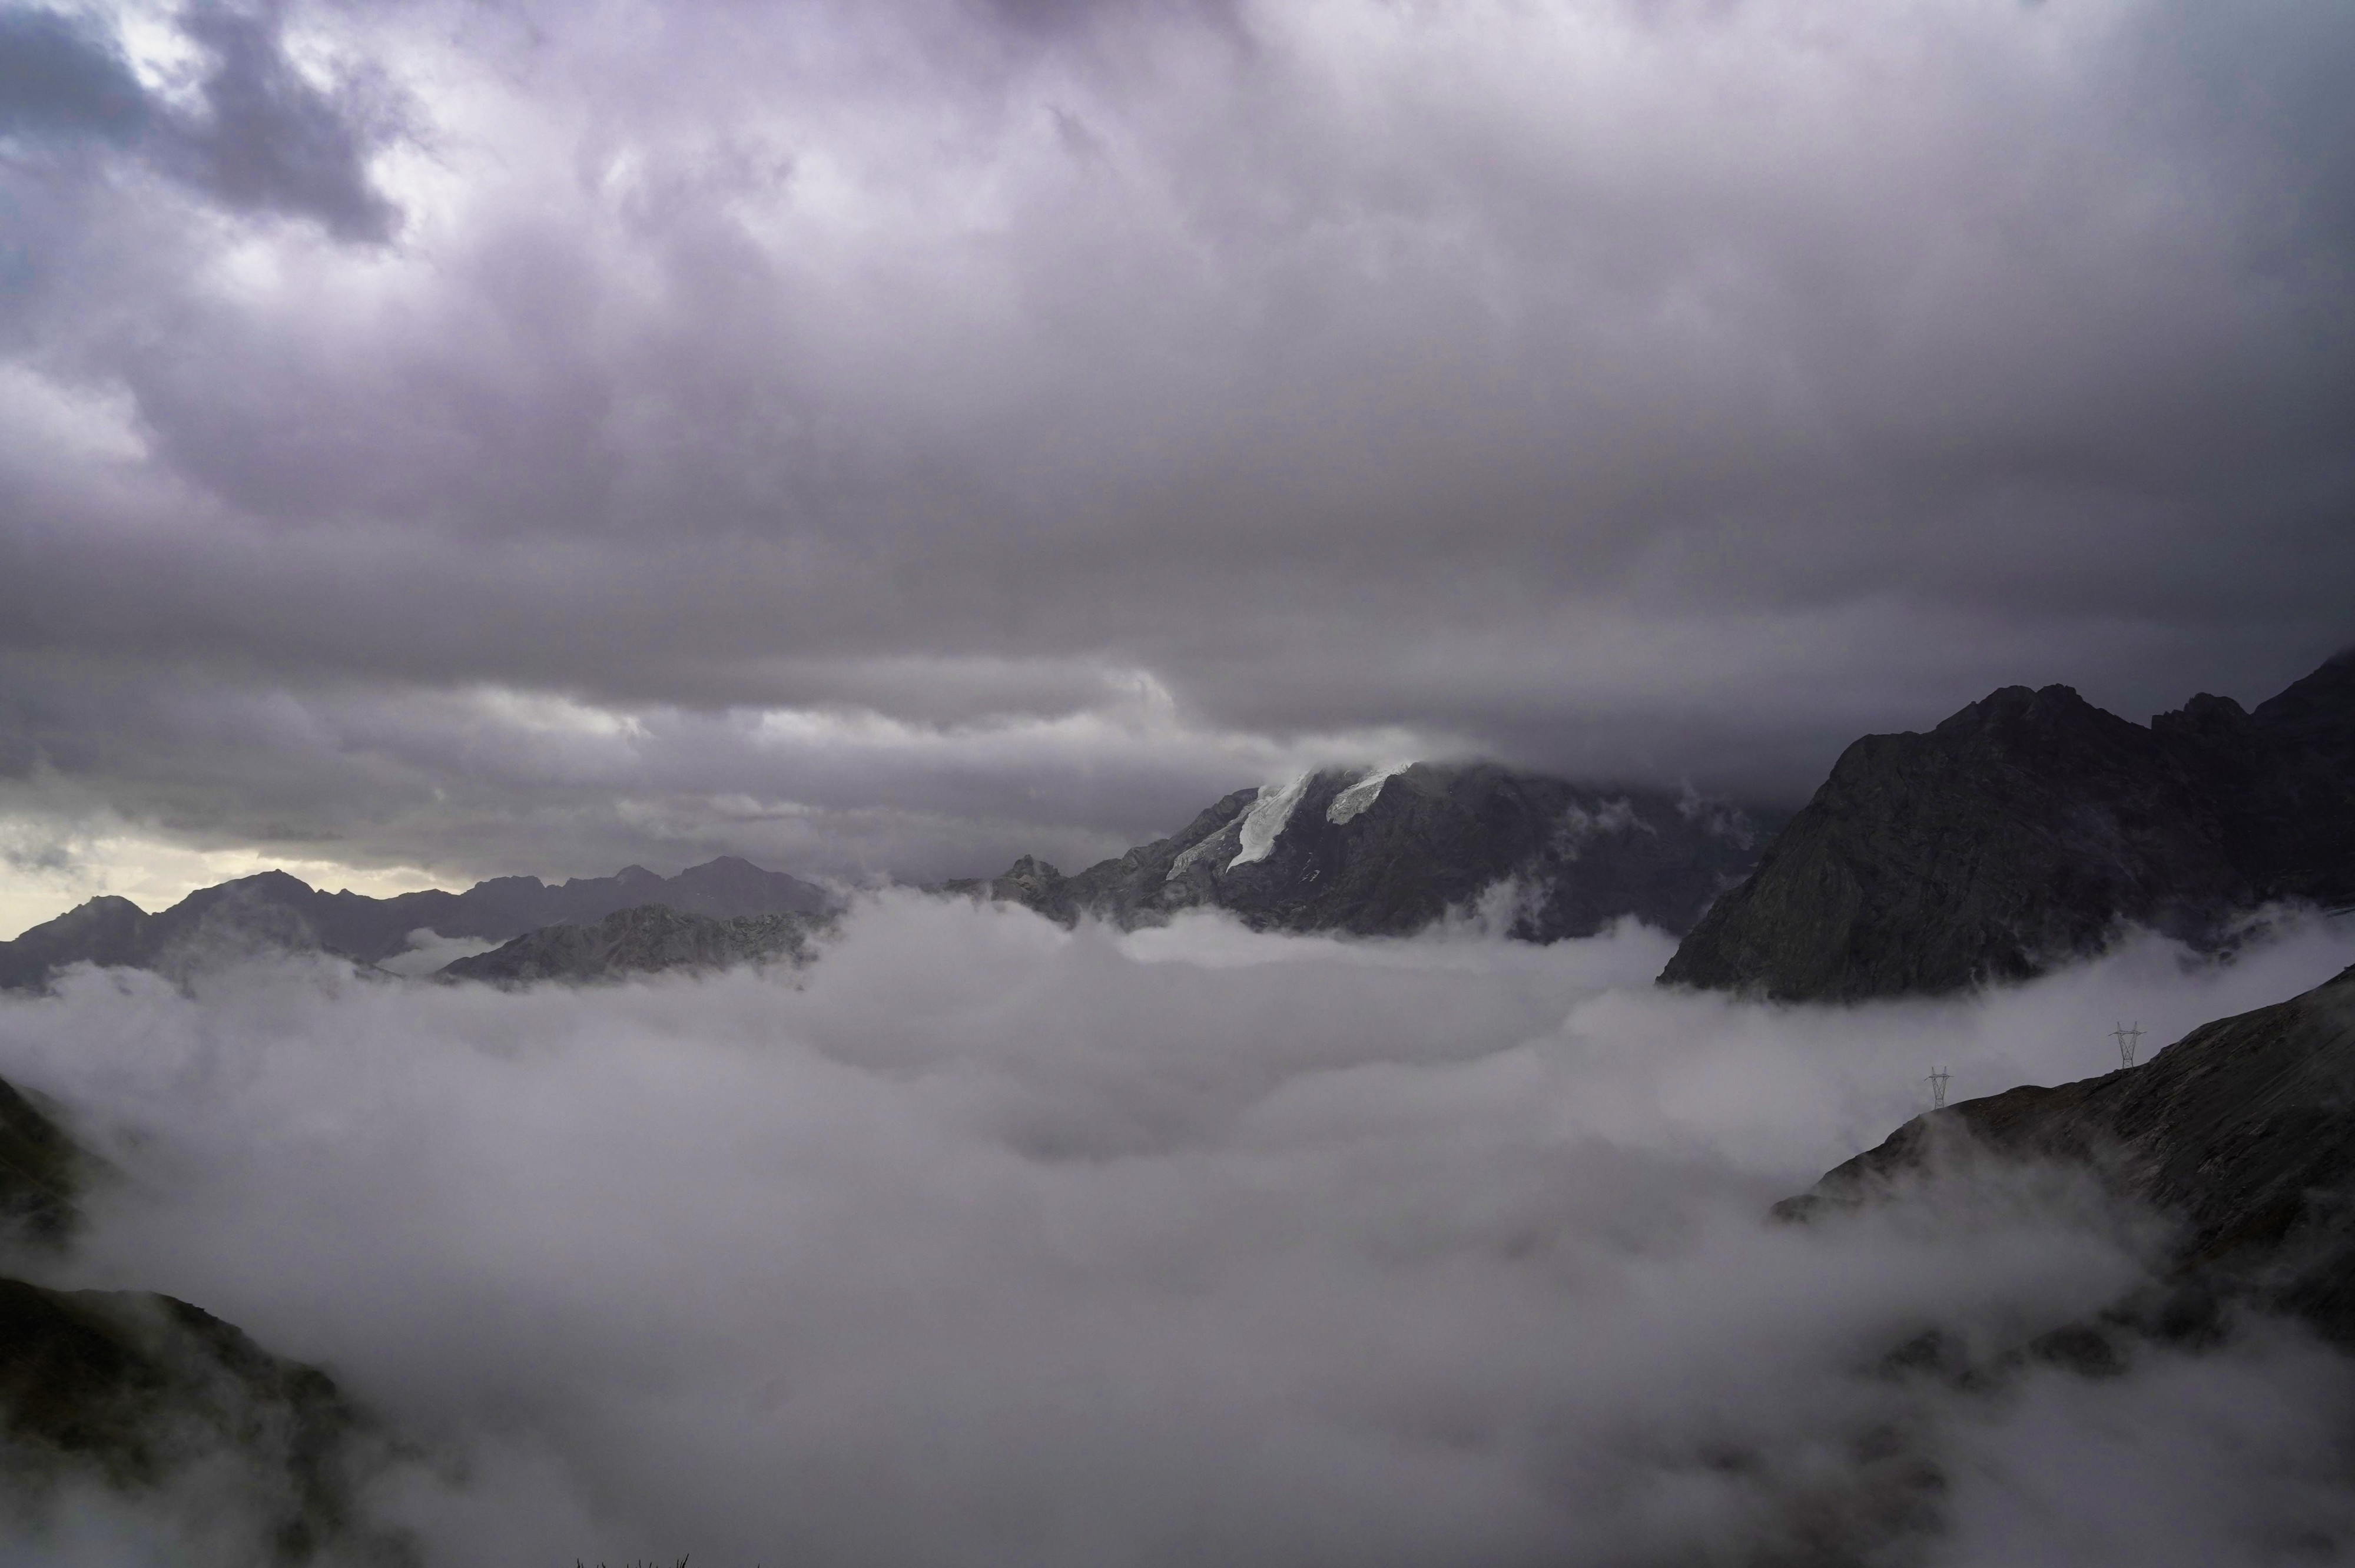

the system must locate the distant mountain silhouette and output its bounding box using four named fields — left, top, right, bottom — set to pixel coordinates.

left=1661, top=651, right=2355, bottom=1001
left=952, top=763, right=1786, bottom=940
left=0, top=856, right=837, bottom=990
